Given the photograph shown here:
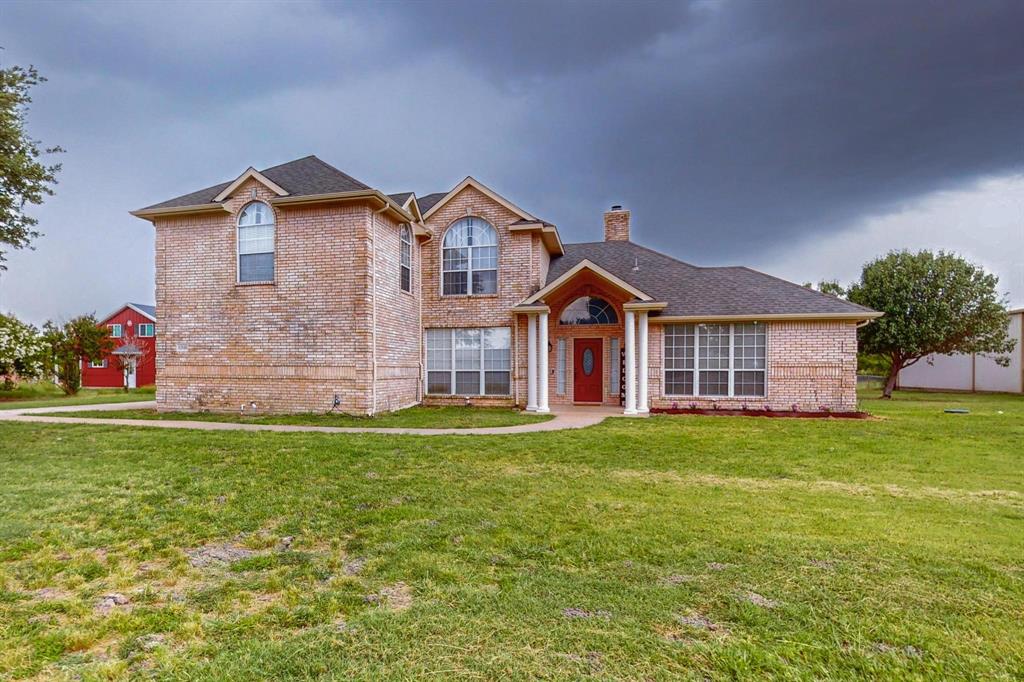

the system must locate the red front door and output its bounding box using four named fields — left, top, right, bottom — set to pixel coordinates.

left=573, top=338, right=603, bottom=403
